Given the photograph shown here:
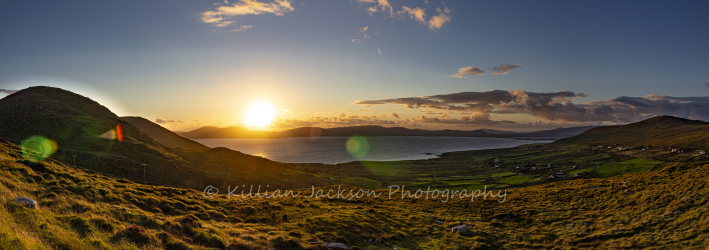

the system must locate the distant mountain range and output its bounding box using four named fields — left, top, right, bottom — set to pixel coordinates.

left=176, top=124, right=598, bottom=140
